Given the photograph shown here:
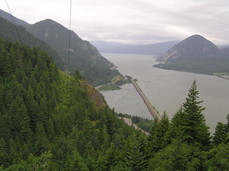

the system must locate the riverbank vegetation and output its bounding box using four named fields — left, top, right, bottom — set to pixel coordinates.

left=98, top=75, right=132, bottom=91
left=117, top=113, right=153, bottom=133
